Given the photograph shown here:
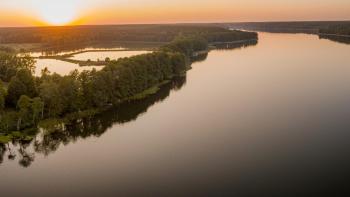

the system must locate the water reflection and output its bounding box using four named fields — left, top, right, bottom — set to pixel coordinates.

left=69, top=50, right=151, bottom=61
left=0, top=77, right=187, bottom=167
left=0, top=40, right=259, bottom=167
left=31, top=42, right=161, bottom=57
left=3, top=33, right=350, bottom=196
left=34, top=50, right=152, bottom=76
left=319, top=35, right=350, bottom=45
left=34, top=59, right=102, bottom=76
left=213, top=39, right=258, bottom=50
